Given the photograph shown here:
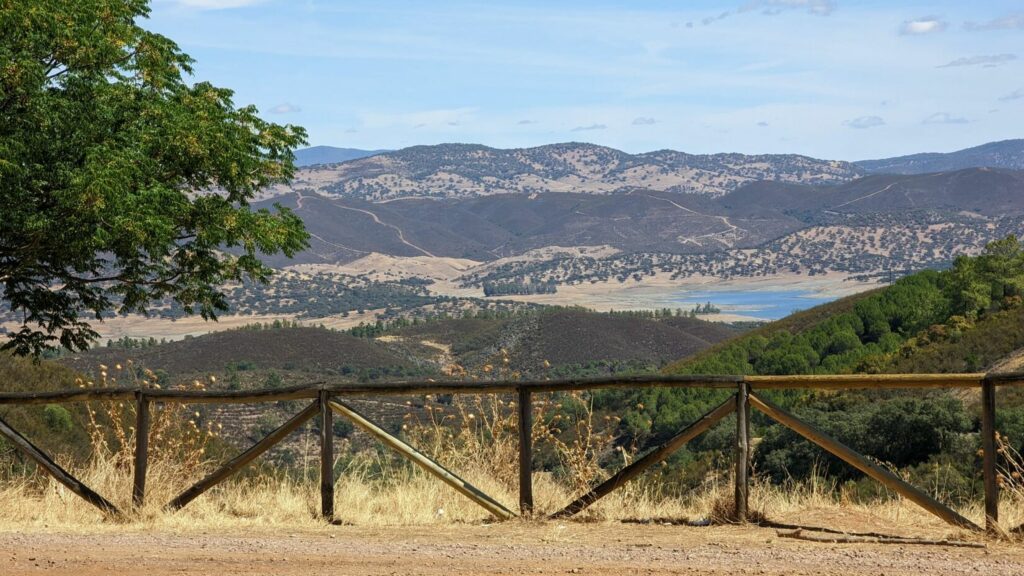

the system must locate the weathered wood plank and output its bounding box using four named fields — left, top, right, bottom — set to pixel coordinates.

left=2, top=372, right=1018, bottom=406
left=331, top=374, right=742, bottom=396
left=518, top=387, right=534, bottom=515
left=749, top=392, right=982, bottom=531
left=133, top=392, right=151, bottom=508
left=329, top=400, right=516, bottom=521
left=0, top=388, right=136, bottom=405
left=982, top=379, right=1000, bottom=534
left=735, top=382, right=750, bottom=522
left=746, top=373, right=986, bottom=390
left=147, top=385, right=321, bottom=404
left=551, top=396, right=736, bottom=519
left=166, top=401, right=319, bottom=512
left=319, top=391, right=335, bottom=521
left=0, top=415, right=121, bottom=518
